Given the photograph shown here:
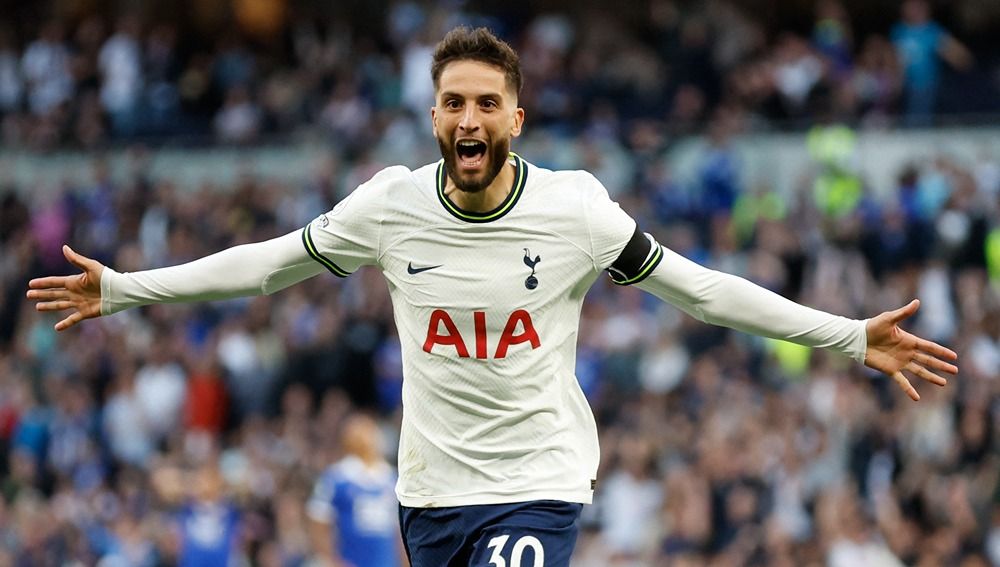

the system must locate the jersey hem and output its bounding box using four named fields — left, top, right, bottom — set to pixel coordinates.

left=397, top=489, right=594, bottom=509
